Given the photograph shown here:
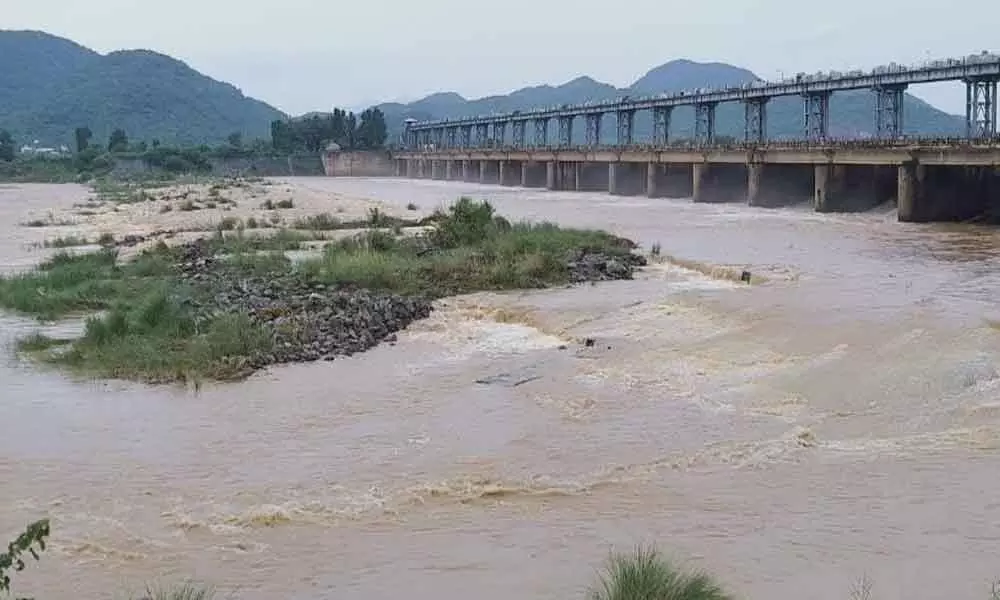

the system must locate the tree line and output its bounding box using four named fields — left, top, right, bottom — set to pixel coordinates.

left=0, top=106, right=389, bottom=163
left=270, top=108, right=387, bottom=153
